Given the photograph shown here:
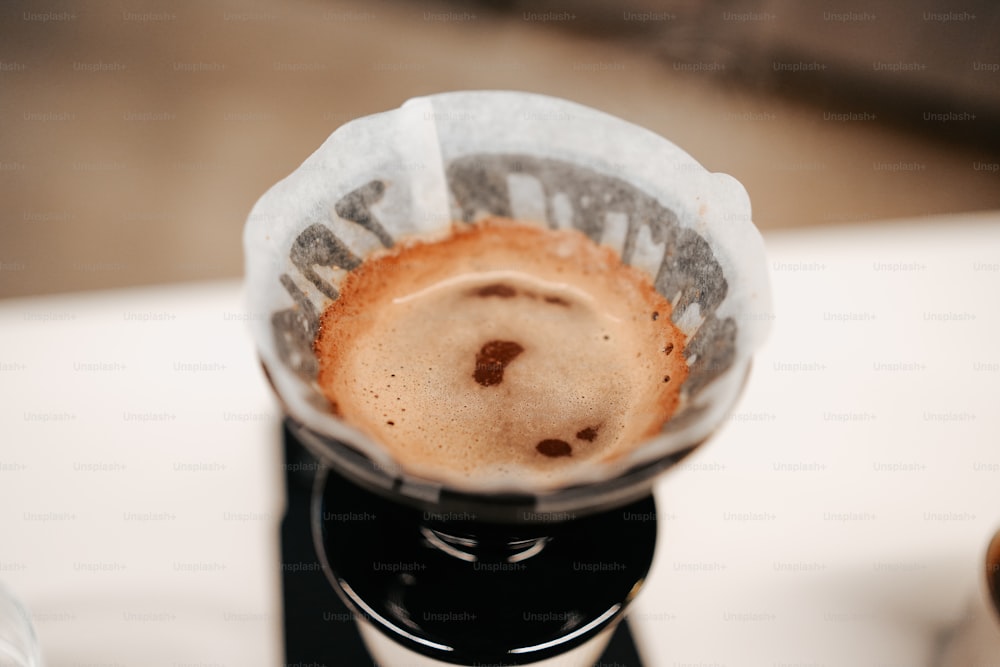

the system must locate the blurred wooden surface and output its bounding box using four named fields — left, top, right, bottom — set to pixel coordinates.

left=2, top=0, right=999, bottom=298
